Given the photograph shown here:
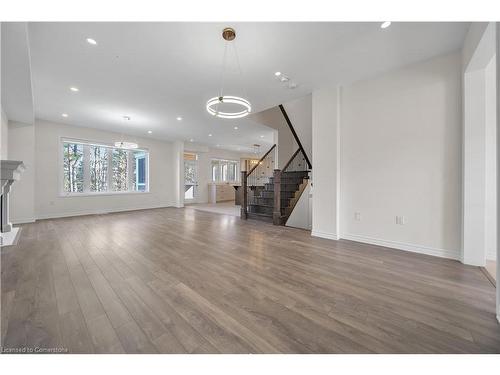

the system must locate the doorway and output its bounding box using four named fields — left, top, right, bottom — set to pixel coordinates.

left=184, top=152, right=199, bottom=202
